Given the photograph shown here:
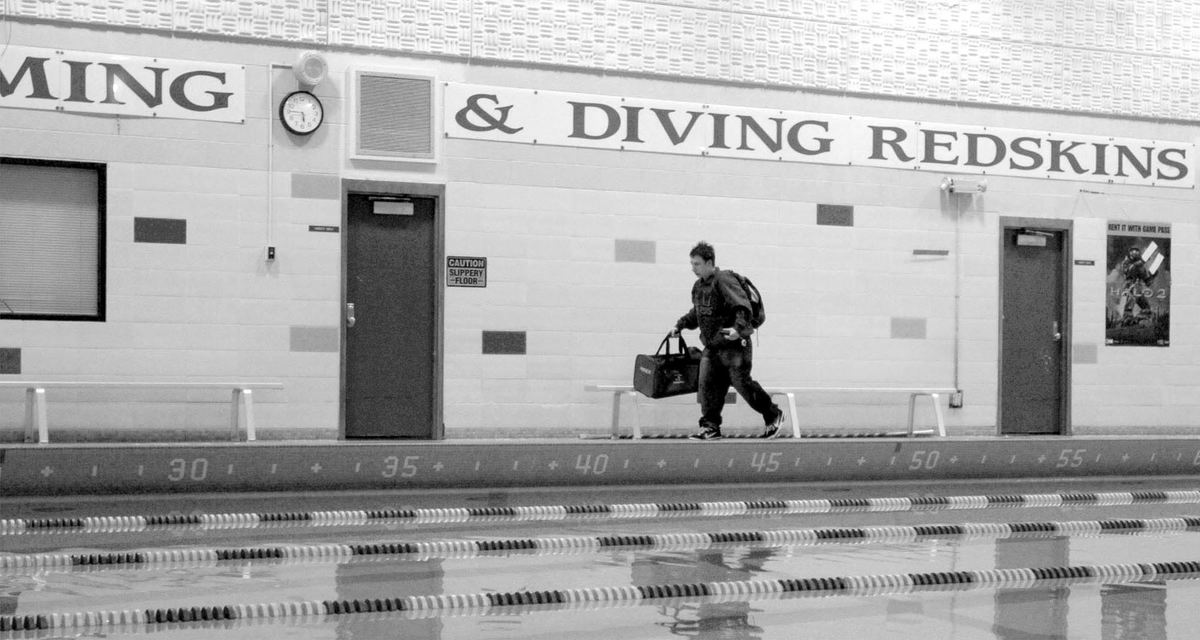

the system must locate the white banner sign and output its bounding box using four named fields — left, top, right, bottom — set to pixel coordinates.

left=0, top=46, right=245, bottom=123
left=445, top=83, right=1194, bottom=189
